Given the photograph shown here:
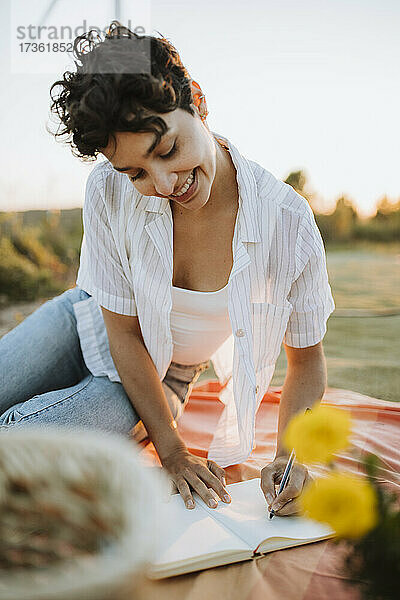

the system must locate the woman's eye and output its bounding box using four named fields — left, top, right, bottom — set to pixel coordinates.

left=128, top=140, right=178, bottom=183
left=129, top=171, right=144, bottom=182
left=161, top=140, right=177, bottom=159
